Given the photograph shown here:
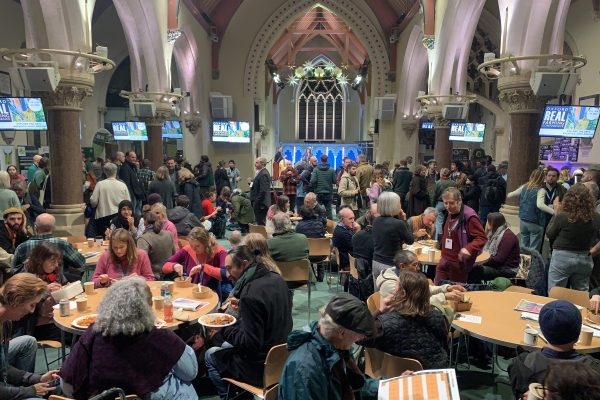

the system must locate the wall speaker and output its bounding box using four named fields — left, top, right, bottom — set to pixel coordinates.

left=254, top=104, right=260, bottom=131
left=374, top=119, right=380, bottom=134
